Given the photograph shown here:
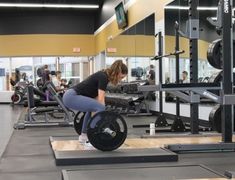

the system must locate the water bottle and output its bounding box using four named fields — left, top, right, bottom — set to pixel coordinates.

left=150, top=123, right=155, bottom=136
